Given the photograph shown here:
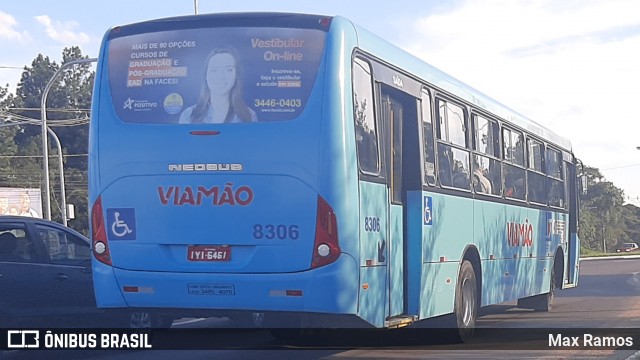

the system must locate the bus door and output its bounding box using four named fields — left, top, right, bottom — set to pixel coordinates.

left=380, top=85, right=421, bottom=323
left=382, top=93, right=405, bottom=319
left=565, top=160, right=580, bottom=287
left=353, top=57, right=419, bottom=327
